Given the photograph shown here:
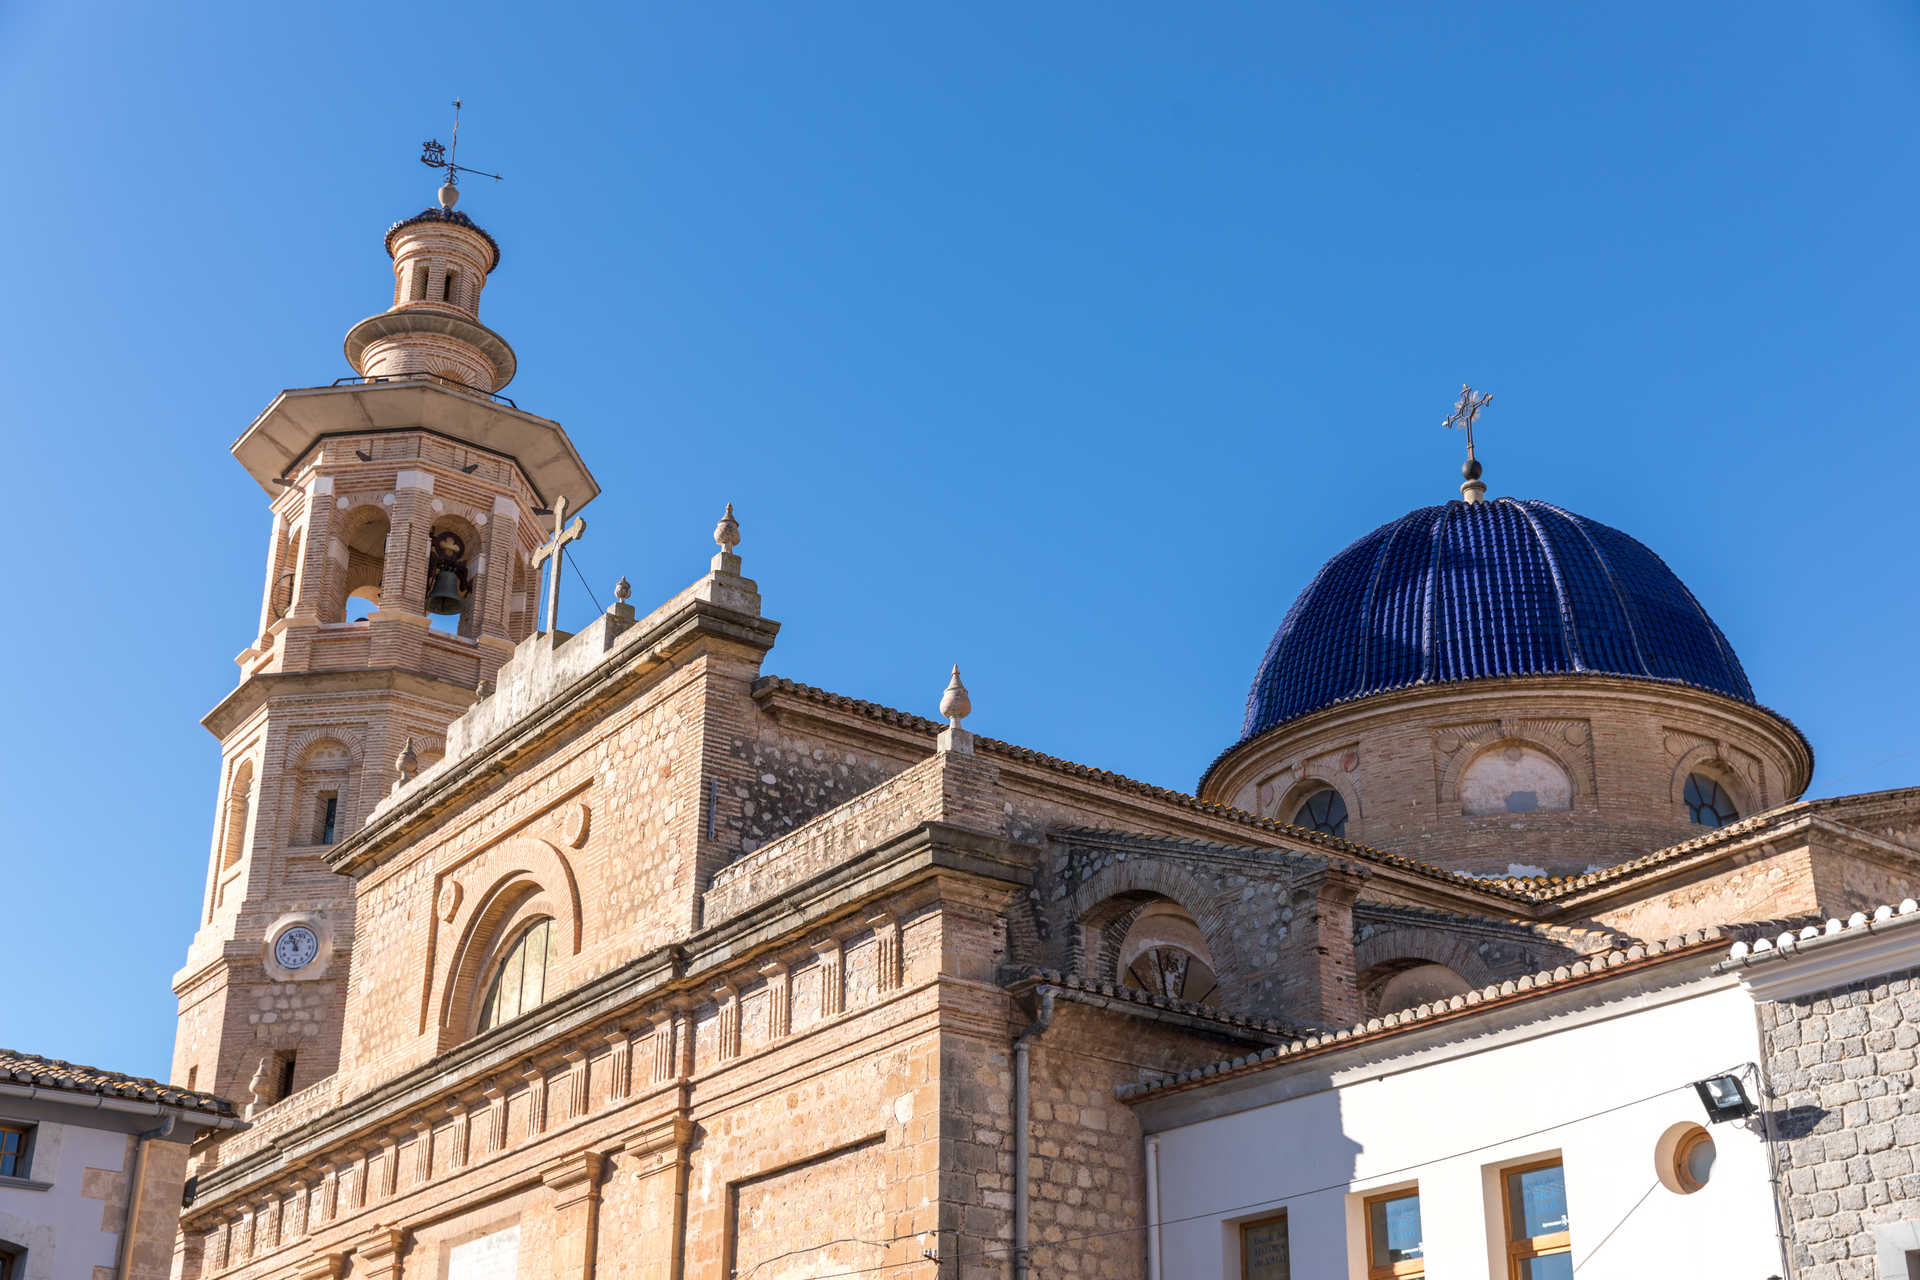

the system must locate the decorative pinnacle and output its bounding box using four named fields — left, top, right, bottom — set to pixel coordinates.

left=396, top=737, right=419, bottom=783
left=713, top=502, right=741, bottom=554
left=939, top=665, right=972, bottom=728
left=614, top=576, right=632, bottom=604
